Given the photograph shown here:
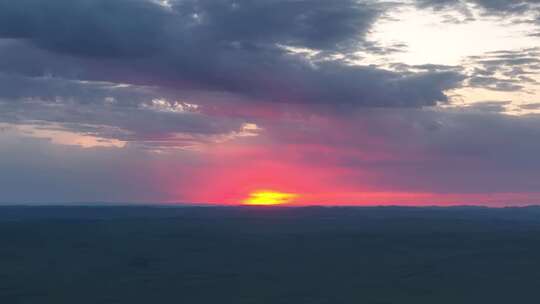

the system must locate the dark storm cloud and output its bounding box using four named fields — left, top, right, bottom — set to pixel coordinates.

left=170, top=0, right=378, bottom=51
left=0, top=0, right=461, bottom=109
left=389, top=62, right=463, bottom=74
left=520, top=103, right=540, bottom=110
left=417, top=0, right=540, bottom=20
left=463, top=48, right=540, bottom=92
left=0, top=0, right=376, bottom=55
left=462, top=101, right=512, bottom=113
left=468, top=76, right=524, bottom=92
left=0, top=71, right=252, bottom=148
left=0, top=0, right=170, bottom=58
left=416, top=0, right=461, bottom=9
left=417, top=0, right=540, bottom=12
left=472, top=0, right=540, bottom=15
left=414, top=0, right=475, bottom=22
left=0, top=72, right=153, bottom=105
